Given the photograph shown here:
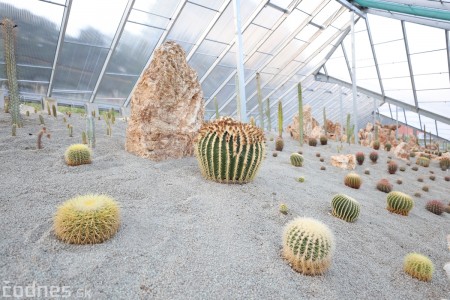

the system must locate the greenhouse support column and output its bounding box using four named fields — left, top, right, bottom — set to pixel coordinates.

left=395, top=105, right=399, bottom=139
left=373, top=98, right=376, bottom=125
left=232, top=0, right=247, bottom=122
left=339, top=86, right=344, bottom=131
left=351, top=11, right=359, bottom=144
